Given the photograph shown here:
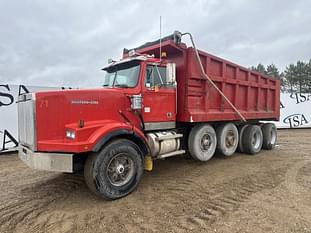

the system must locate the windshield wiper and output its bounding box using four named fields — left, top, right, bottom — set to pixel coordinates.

left=114, top=84, right=129, bottom=88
